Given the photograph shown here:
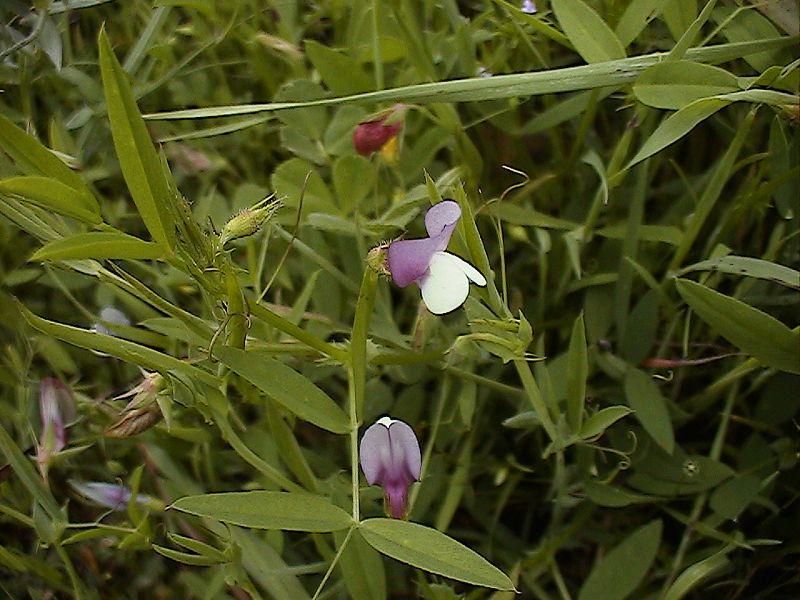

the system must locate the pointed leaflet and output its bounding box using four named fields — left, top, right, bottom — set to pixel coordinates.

left=675, top=279, right=800, bottom=374
left=578, top=520, right=662, bottom=600
left=624, top=367, right=675, bottom=453
left=98, top=28, right=175, bottom=249
left=30, top=232, right=164, bottom=261
left=565, top=313, right=588, bottom=433
left=552, top=0, right=626, bottom=63
left=0, top=176, right=101, bottom=224
left=359, top=518, right=514, bottom=591
left=214, top=346, right=350, bottom=433
left=0, top=114, right=95, bottom=209
left=171, top=491, right=352, bottom=532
